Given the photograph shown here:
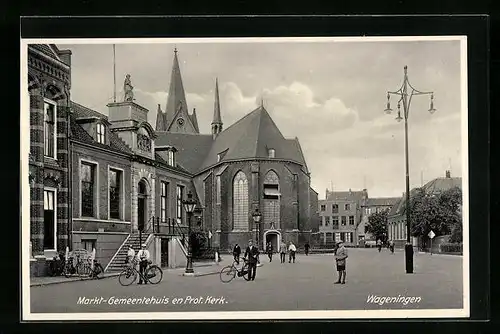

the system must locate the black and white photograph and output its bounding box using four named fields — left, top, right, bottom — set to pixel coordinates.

left=21, top=36, right=469, bottom=320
